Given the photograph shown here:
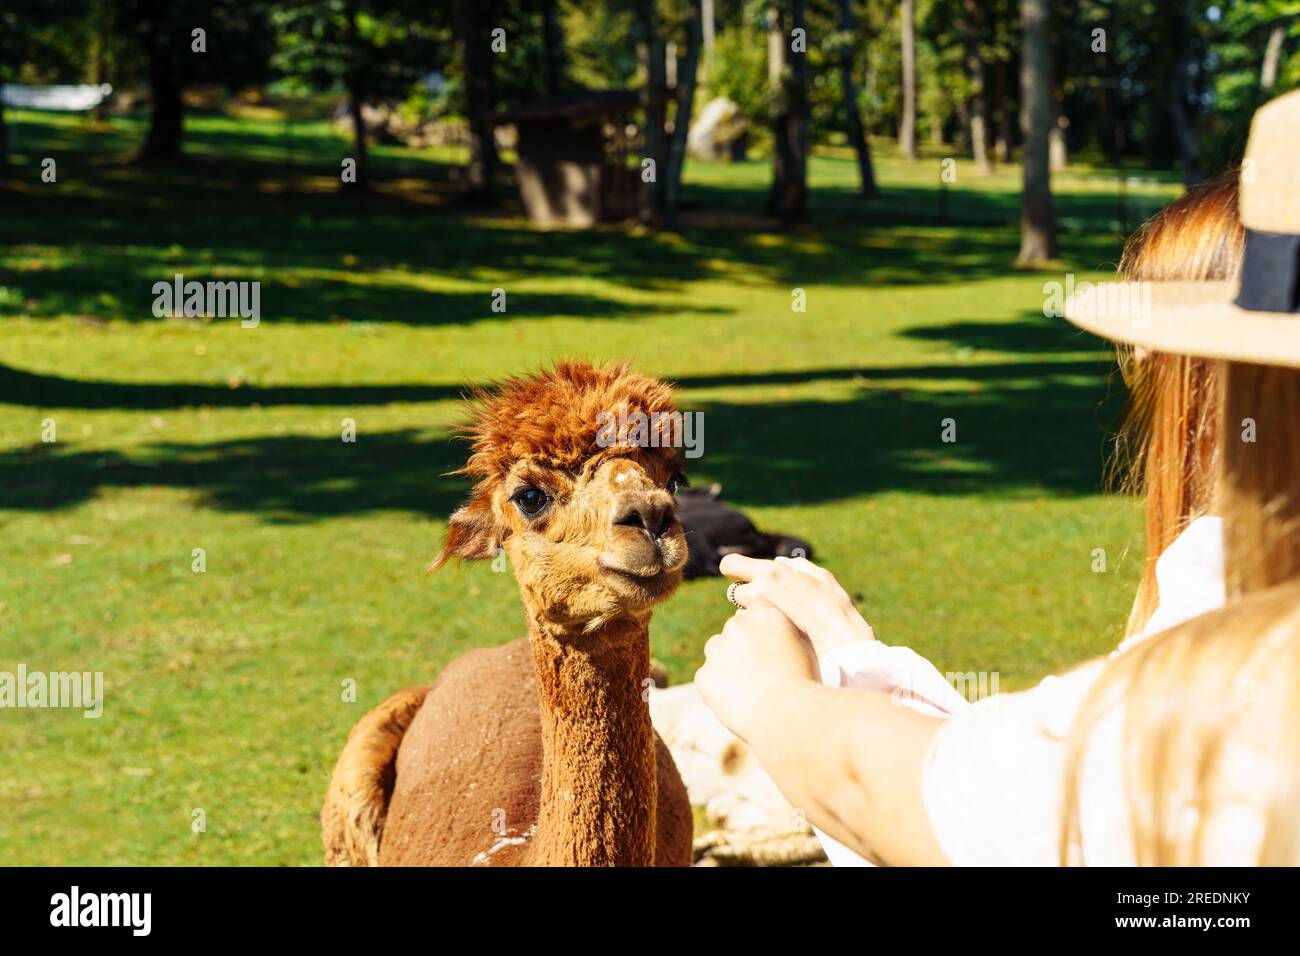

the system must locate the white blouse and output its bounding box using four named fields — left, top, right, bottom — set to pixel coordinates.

left=817, top=515, right=1238, bottom=866
left=1114, top=515, right=1225, bottom=654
